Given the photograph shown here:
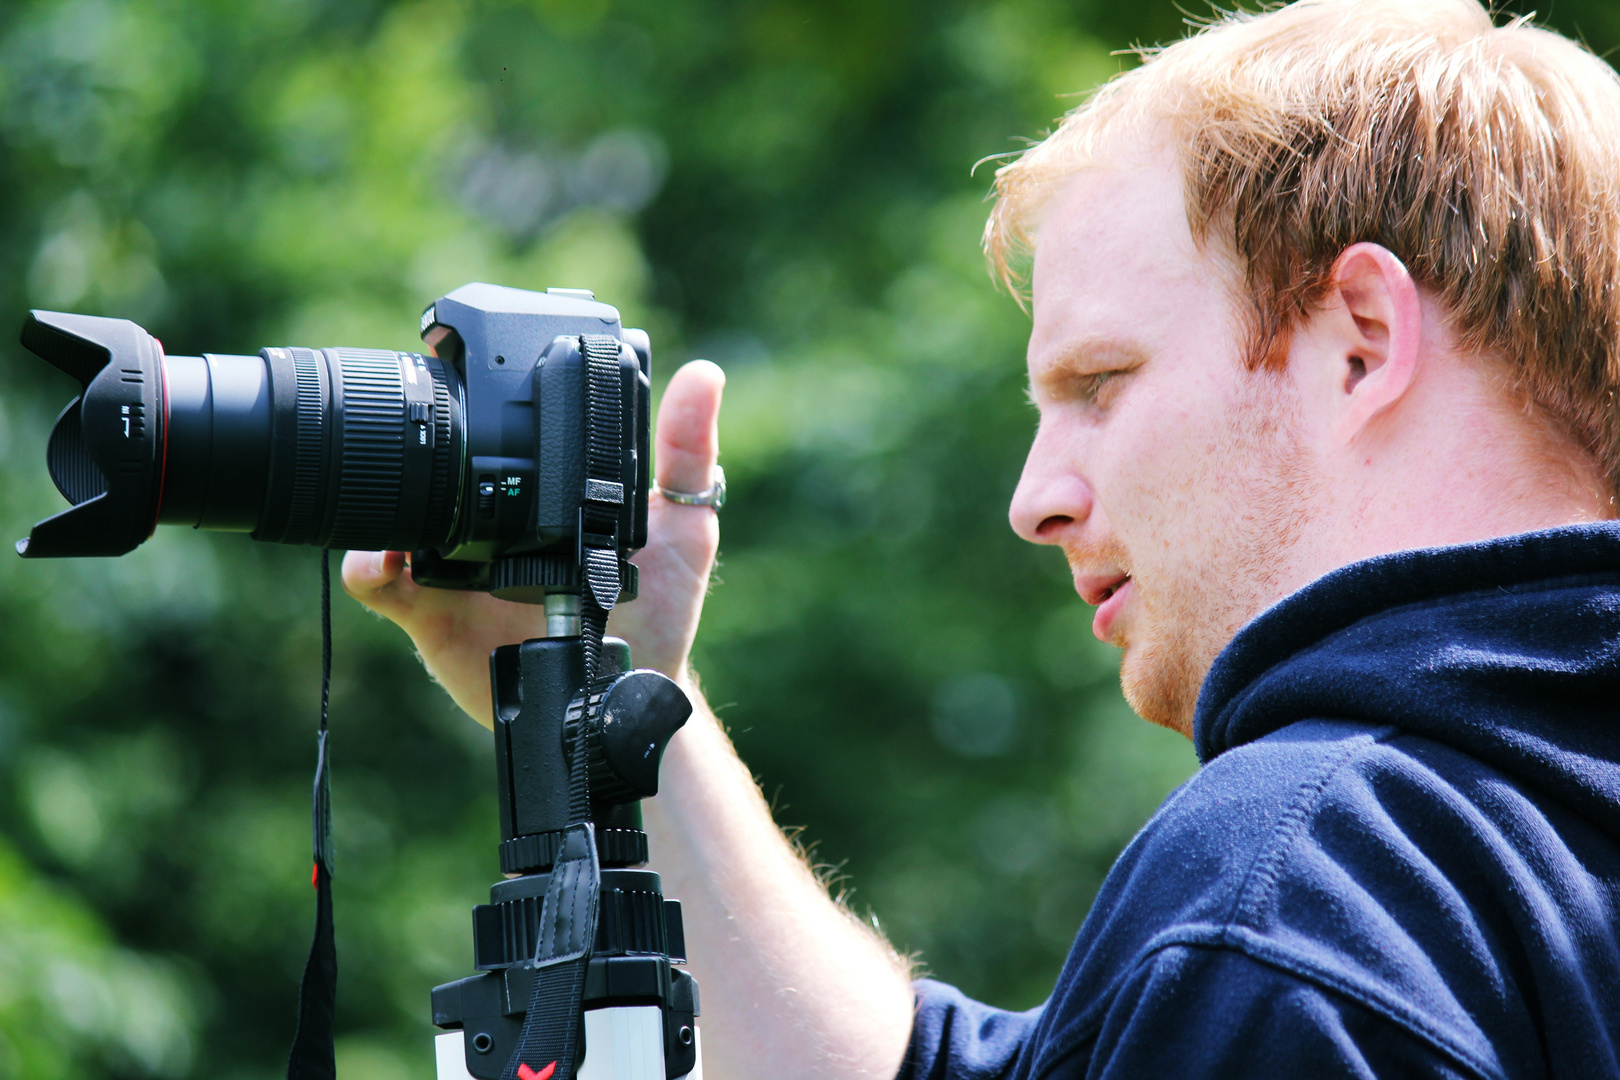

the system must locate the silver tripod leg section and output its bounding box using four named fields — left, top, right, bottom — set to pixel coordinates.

left=436, top=1031, right=476, bottom=1080
left=579, top=1006, right=662, bottom=1078
left=434, top=1011, right=703, bottom=1080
